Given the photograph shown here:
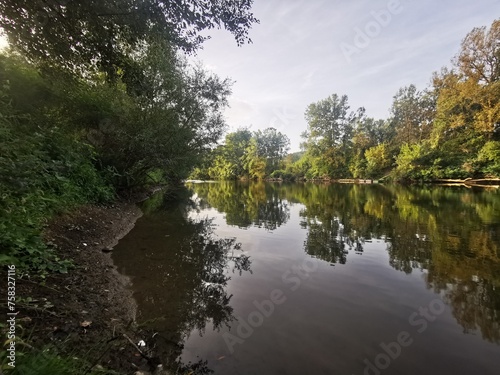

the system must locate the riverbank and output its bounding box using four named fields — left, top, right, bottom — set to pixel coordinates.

left=1, top=201, right=166, bottom=374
